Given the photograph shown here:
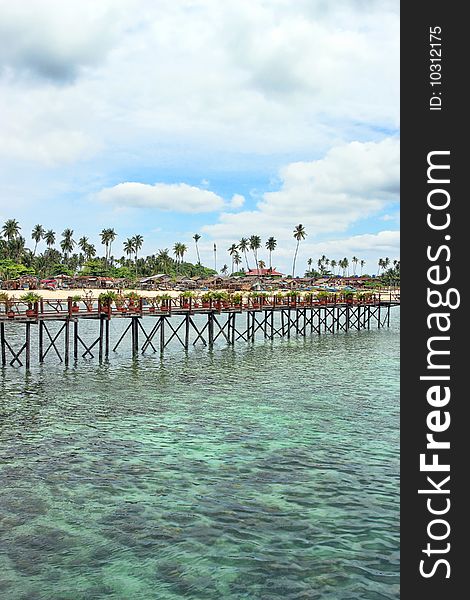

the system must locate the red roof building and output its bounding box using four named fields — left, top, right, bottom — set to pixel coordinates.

left=246, top=268, right=284, bottom=277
